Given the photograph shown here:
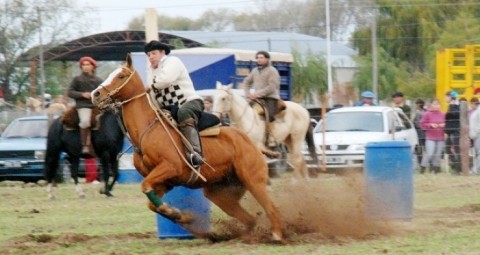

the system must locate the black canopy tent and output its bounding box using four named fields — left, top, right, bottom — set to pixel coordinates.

left=21, top=30, right=204, bottom=62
